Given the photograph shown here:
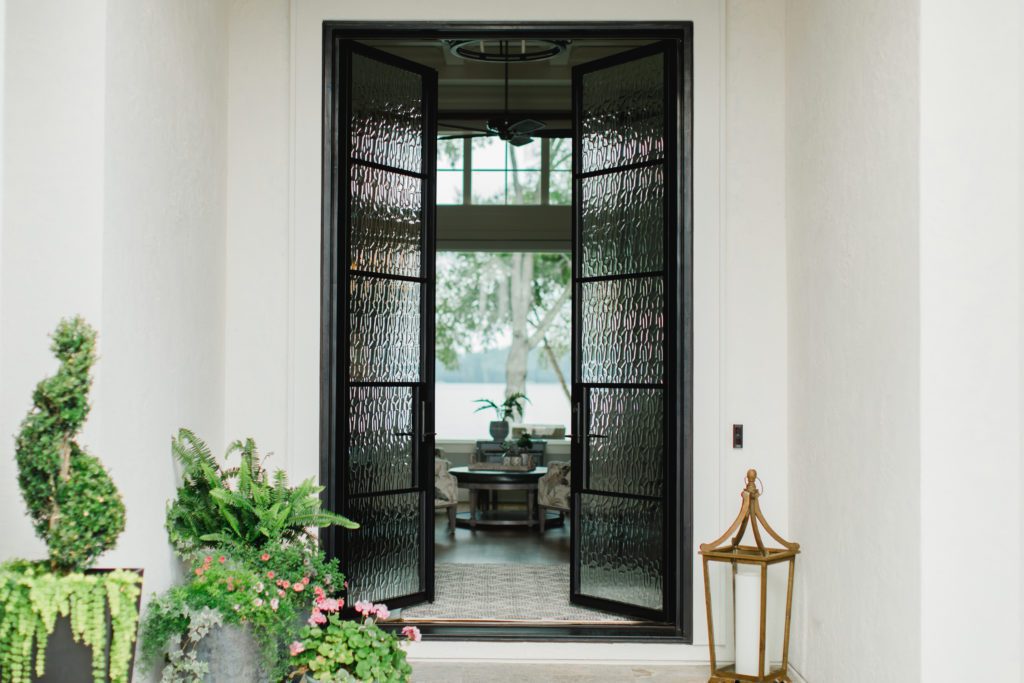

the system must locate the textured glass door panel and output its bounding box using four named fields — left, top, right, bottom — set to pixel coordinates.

left=587, top=388, right=663, bottom=498
left=350, top=163, right=422, bottom=277
left=581, top=165, right=664, bottom=278
left=350, top=53, right=423, bottom=174
left=348, top=276, right=421, bottom=383
left=348, top=385, right=414, bottom=495
left=580, top=53, right=664, bottom=174
left=578, top=494, right=663, bottom=611
left=345, top=492, right=421, bottom=603
left=580, top=276, right=664, bottom=385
